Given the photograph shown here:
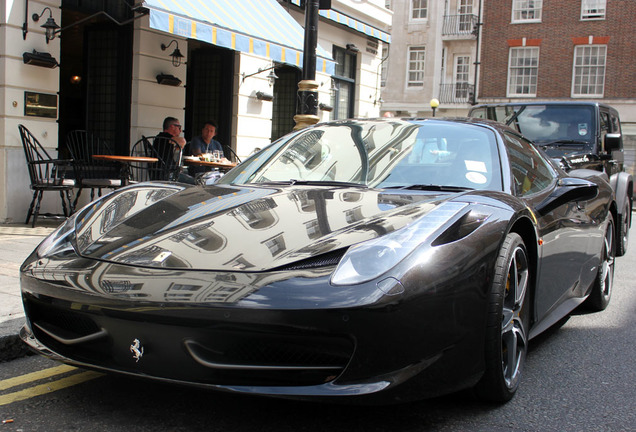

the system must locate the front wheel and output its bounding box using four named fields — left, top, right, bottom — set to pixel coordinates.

left=584, top=213, right=615, bottom=311
left=474, top=233, right=530, bottom=403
